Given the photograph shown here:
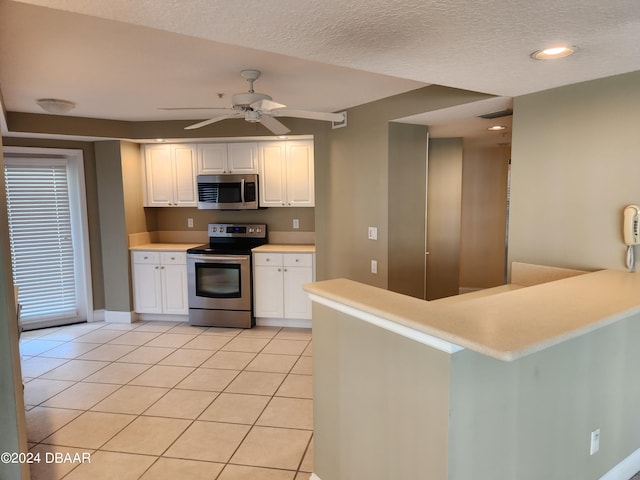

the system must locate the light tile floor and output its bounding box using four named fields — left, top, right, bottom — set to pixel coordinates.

left=20, top=321, right=313, bottom=480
